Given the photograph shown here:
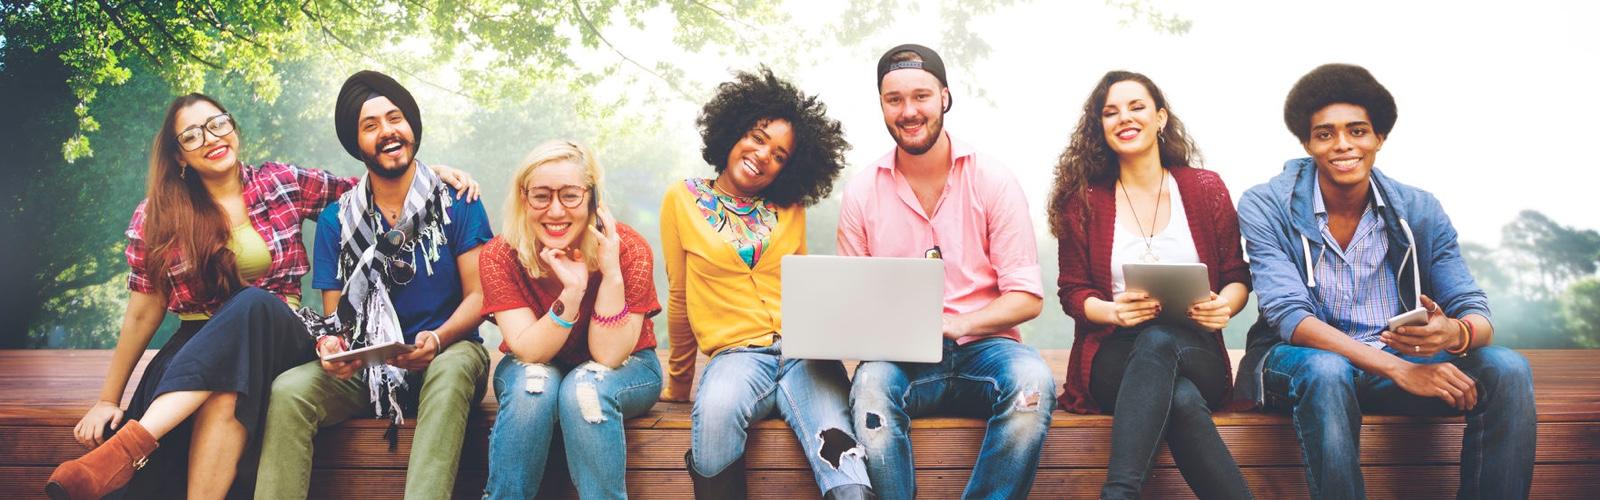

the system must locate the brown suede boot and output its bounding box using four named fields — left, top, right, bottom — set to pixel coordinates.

left=45, top=420, right=158, bottom=500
